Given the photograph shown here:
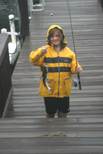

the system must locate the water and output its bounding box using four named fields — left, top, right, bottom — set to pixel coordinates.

left=0, top=0, right=18, bottom=32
